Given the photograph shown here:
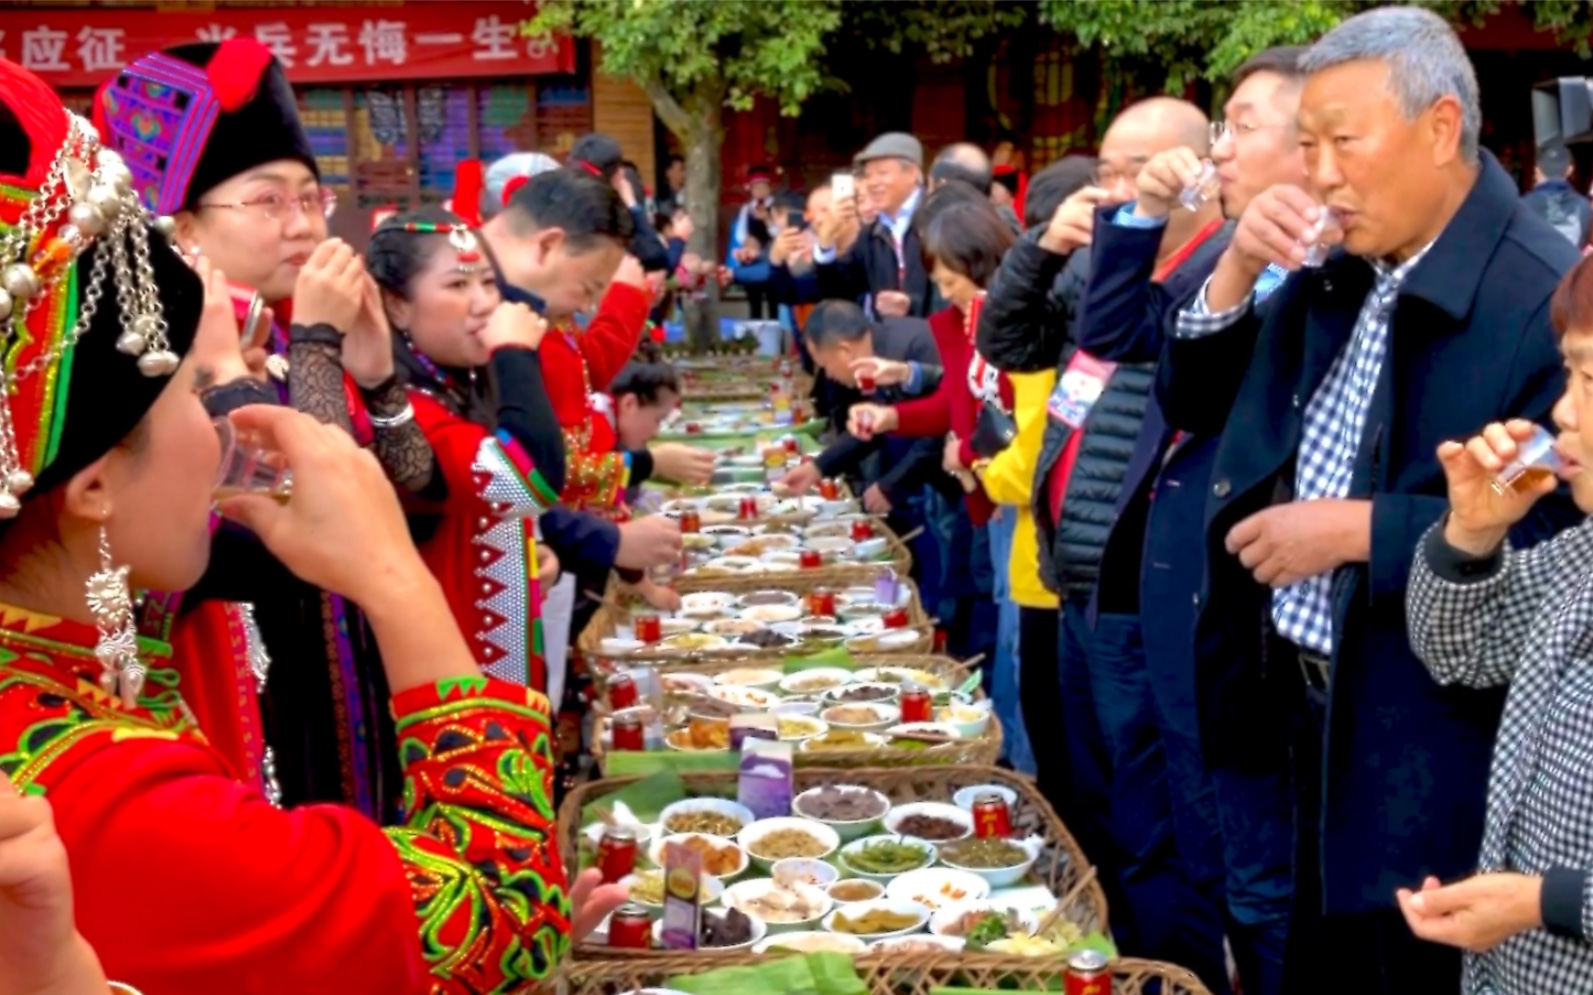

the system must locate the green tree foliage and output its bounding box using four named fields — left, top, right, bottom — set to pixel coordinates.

left=1037, top=0, right=1593, bottom=93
